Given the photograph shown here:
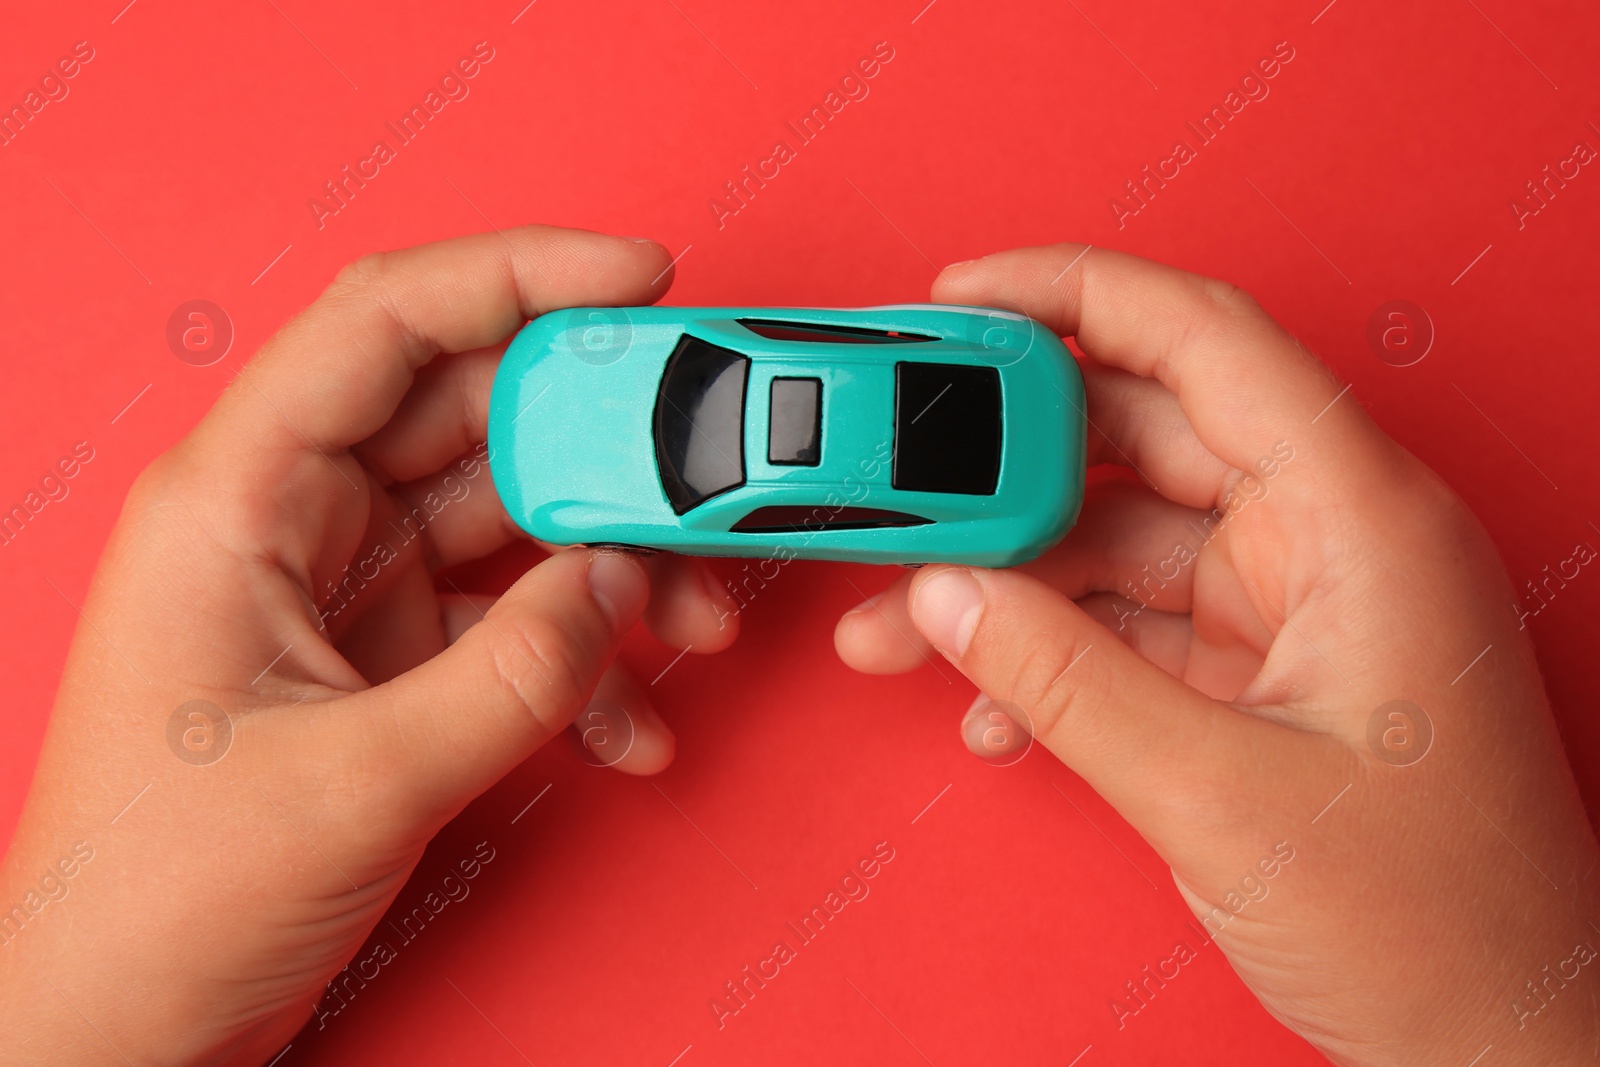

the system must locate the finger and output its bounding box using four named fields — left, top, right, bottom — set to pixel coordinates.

left=345, top=547, right=648, bottom=826
left=439, top=592, right=499, bottom=644
left=834, top=572, right=928, bottom=675
left=573, top=664, right=675, bottom=776
left=643, top=555, right=740, bottom=654
left=353, top=345, right=502, bottom=486
left=389, top=451, right=521, bottom=571
left=1076, top=593, right=1265, bottom=701
left=835, top=482, right=1208, bottom=674
left=905, top=563, right=1269, bottom=833
left=1082, top=365, right=1233, bottom=510
left=1017, top=479, right=1209, bottom=615
left=935, top=245, right=1386, bottom=486
left=207, top=227, right=674, bottom=456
